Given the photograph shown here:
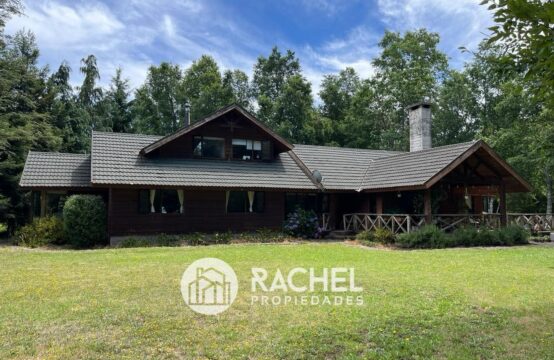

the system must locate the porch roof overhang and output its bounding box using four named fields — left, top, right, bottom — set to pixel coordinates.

left=359, top=140, right=531, bottom=193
